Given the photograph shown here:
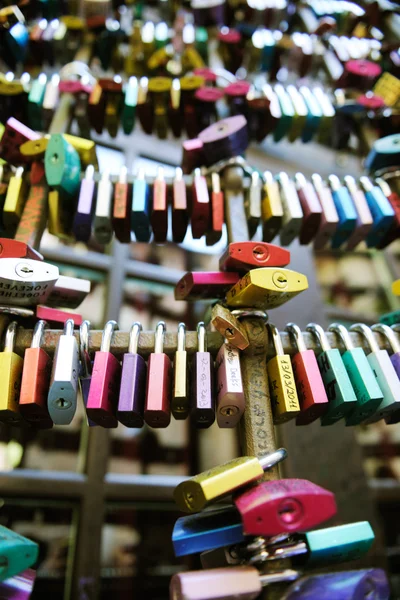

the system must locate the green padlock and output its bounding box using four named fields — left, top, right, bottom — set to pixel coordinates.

left=0, top=525, right=38, bottom=582
left=45, top=134, right=81, bottom=197
left=28, top=73, right=47, bottom=131
left=380, top=310, right=400, bottom=327
left=122, top=77, right=138, bottom=135
left=273, top=84, right=294, bottom=142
